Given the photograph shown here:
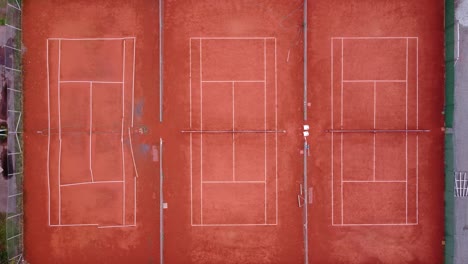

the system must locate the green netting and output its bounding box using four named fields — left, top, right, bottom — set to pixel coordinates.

left=6, top=0, right=21, bottom=6
left=4, top=27, right=21, bottom=50
left=445, top=0, right=455, bottom=128
left=5, top=8, right=20, bottom=30
left=445, top=134, right=455, bottom=264
left=0, top=0, right=23, bottom=263
left=444, top=0, right=455, bottom=263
